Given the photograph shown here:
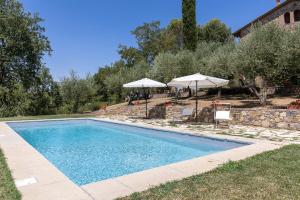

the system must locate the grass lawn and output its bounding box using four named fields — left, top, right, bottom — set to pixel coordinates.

left=0, top=149, right=21, bottom=200
left=0, top=113, right=97, bottom=122
left=120, top=145, right=300, bottom=200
